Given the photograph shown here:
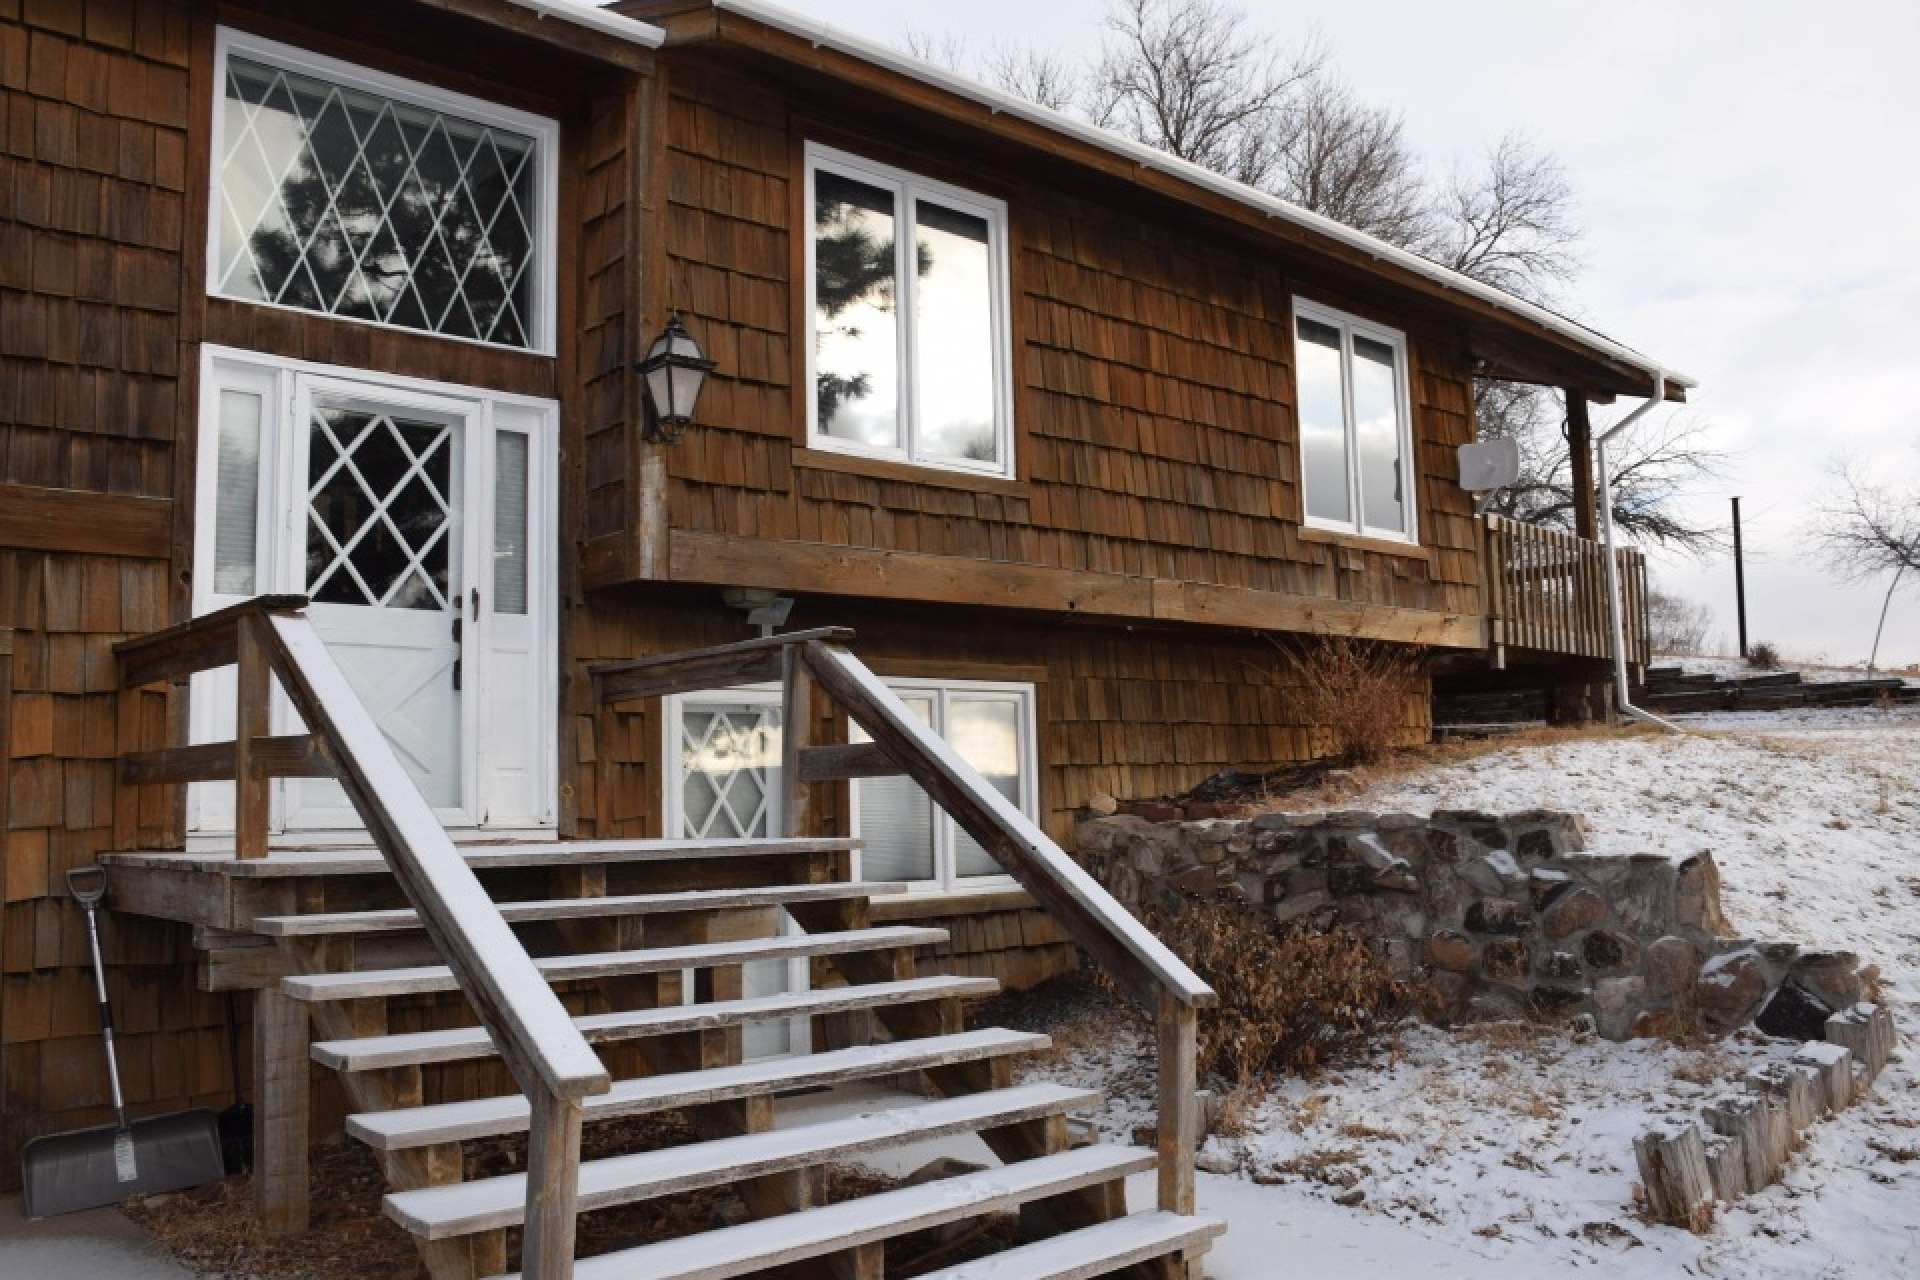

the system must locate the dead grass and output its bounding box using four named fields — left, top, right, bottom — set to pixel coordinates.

left=1276, top=636, right=1428, bottom=766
